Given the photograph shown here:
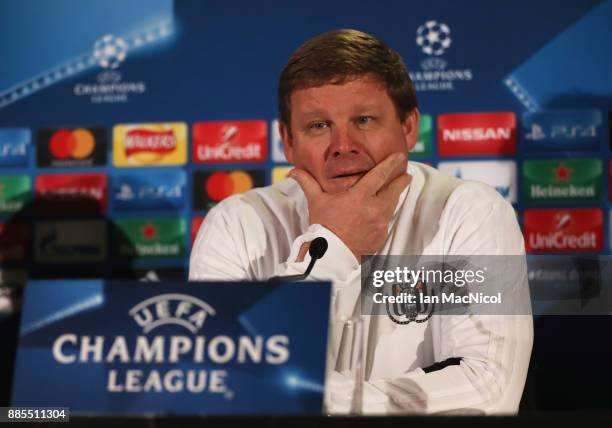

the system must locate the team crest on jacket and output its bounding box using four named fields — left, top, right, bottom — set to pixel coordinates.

left=386, top=280, right=435, bottom=325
